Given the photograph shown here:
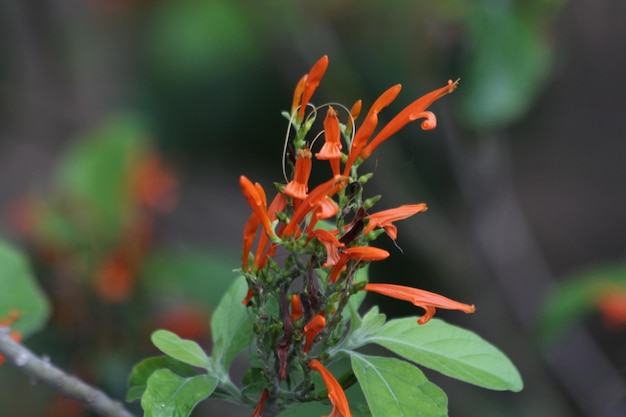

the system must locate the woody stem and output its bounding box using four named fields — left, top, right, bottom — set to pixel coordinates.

left=0, top=328, right=136, bottom=417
